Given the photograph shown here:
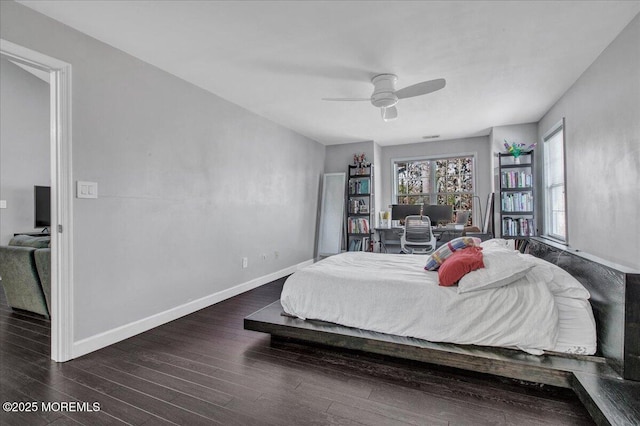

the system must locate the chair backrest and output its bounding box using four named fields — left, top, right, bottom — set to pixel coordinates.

left=404, top=215, right=433, bottom=242
left=455, top=210, right=470, bottom=225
